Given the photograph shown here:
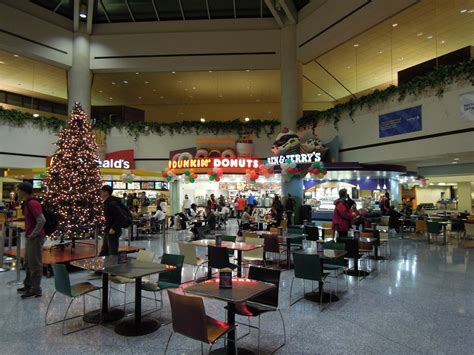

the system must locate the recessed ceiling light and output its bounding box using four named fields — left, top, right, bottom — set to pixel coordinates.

left=317, top=93, right=321, bottom=96
left=33, top=113, right=39, bottom=117
left=441, top=40, right=446, bottom=44
left=160, top=96, right=164, bottom=99
left=172, top=71, right=176, bottom=74
left=460, top=9, right=467, bottom=13
left=99, top=90, right=103, bottom=93
left=353, top=44, right=359, bottom=47
left=346, top=66, right=351, bottom=69
left=0, top=61, right=5, bottom=64
left=192, top=87, right=196, bottom=90
left=245, top=69, right=250, bottom=72
left=13, top=54, right=19, bottom=57
left=208, top=70, right=213, bottom=73
left=378, top=50, right=383, bottom=54
left=453, top=158, right=460, bottom=161
left=427, top=35, right=433, bottom=40
left=189, top=95, right=193, bottom=98
left=135, top=72, right=140, bottom=75
left=468, top=9, right=474, bottom=13
left=200, top=118, right=206, bottom=122
left=184, top=88, right=188, bottom=91
left=138, top=96, right=142, bottom=99
left=123, top=80, right=128, bottom=84
left=144, top=81, right=149, bottom=84
left=451, top=161, right=458, bottom=164
left=244, top=117, right=250, bottom=122
left=152, top=89, right=156, bottom=92
left=417, top=32, right=423, bottom=37
left=109, top=97, right=113, bottom=100
left=111, top=82, right=116, bottom=85
left=392, top=23, right=398, bottom=27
